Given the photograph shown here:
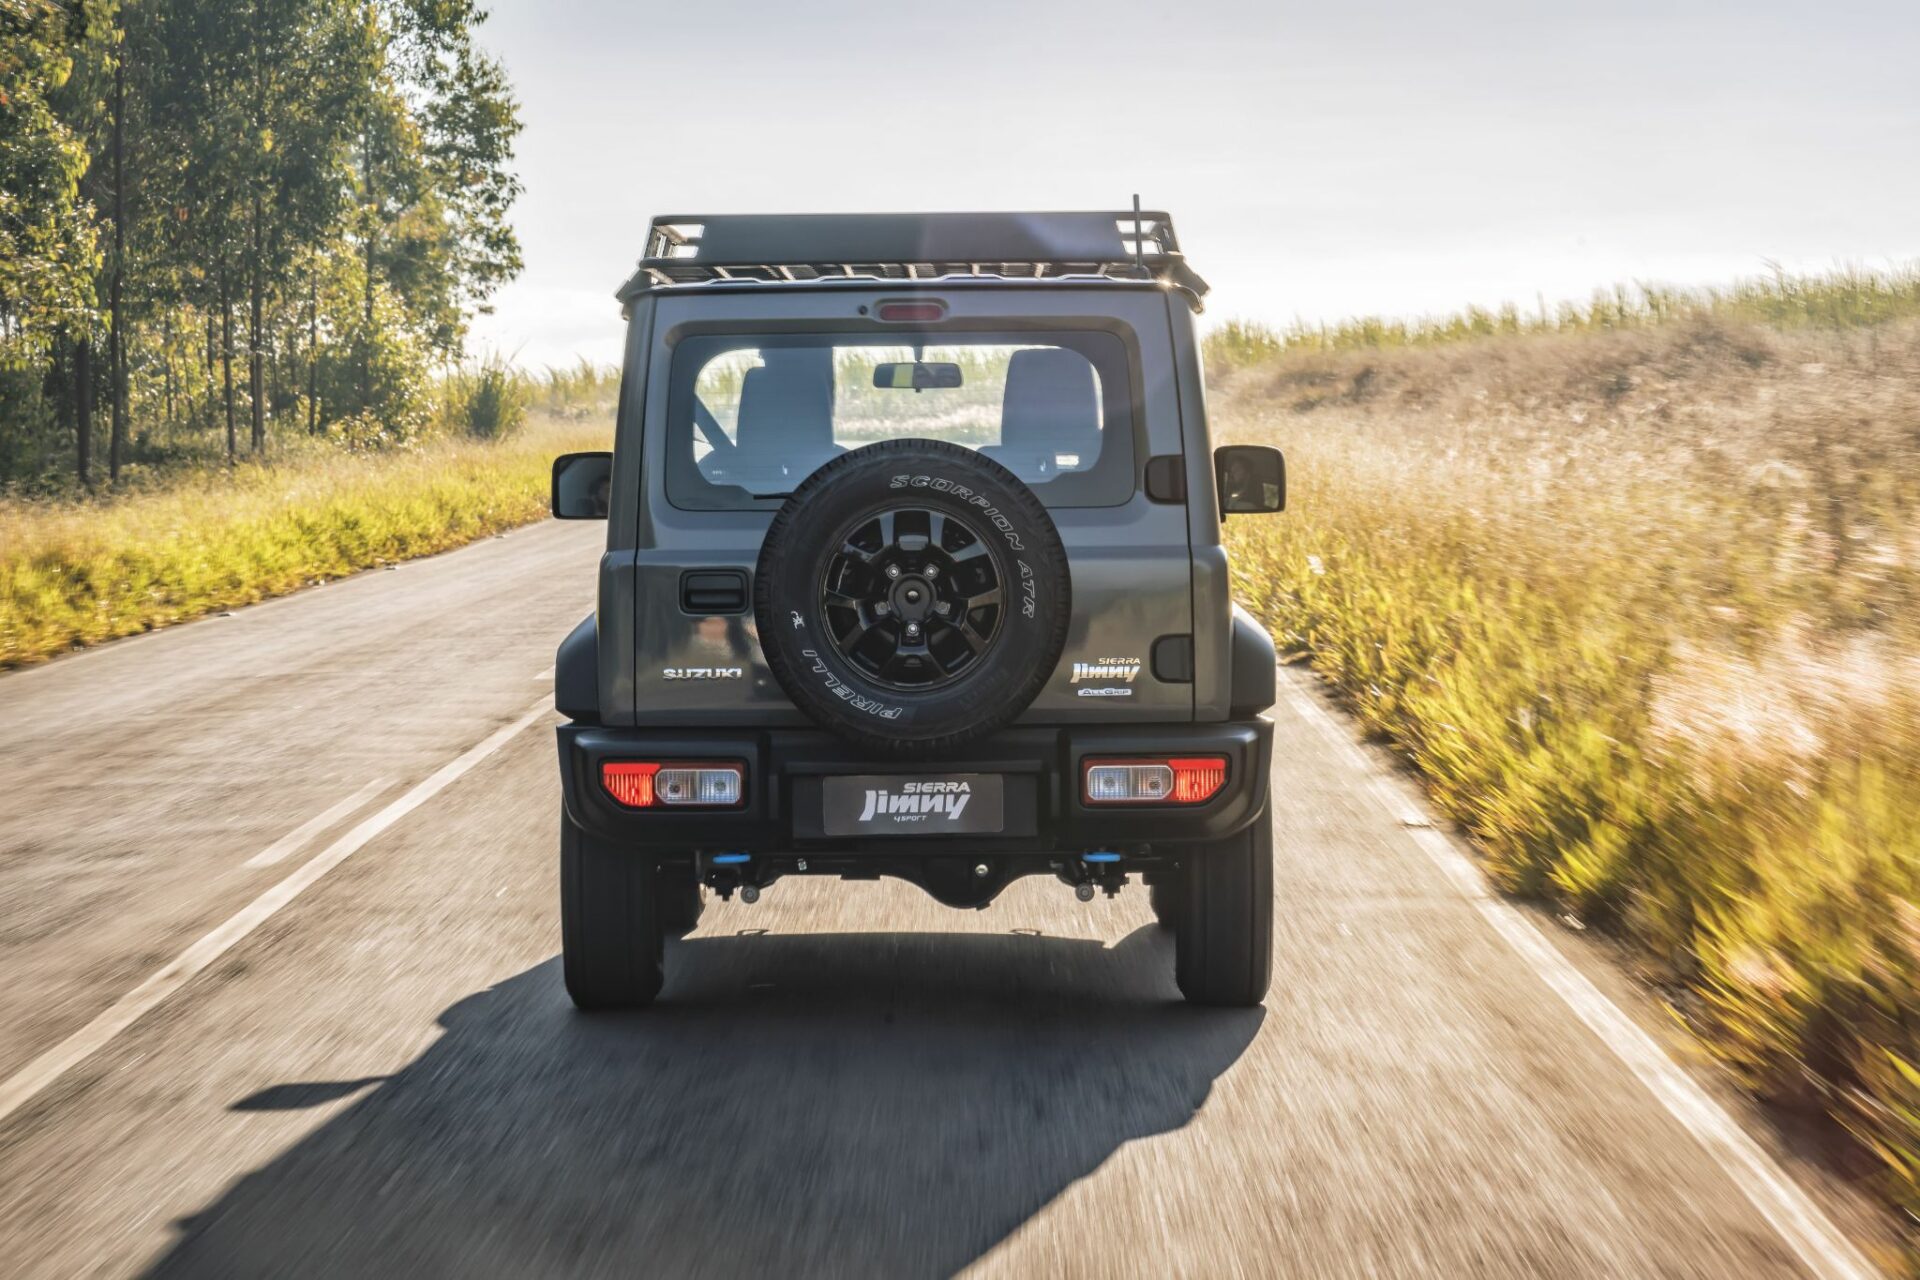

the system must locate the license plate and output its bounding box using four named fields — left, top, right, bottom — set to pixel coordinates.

left=820, top=773, right=1005, bottom=837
